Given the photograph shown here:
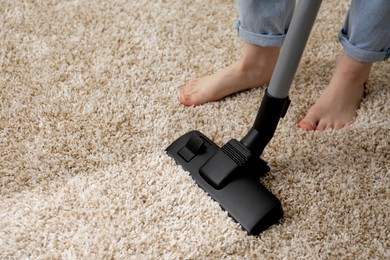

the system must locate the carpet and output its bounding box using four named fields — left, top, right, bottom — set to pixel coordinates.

left=0, top=0, right=389, bottom=258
